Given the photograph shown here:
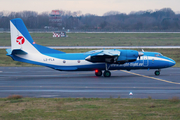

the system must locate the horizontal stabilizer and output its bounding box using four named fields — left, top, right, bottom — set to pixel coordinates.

left=6, top=49, right=27, bottom=55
